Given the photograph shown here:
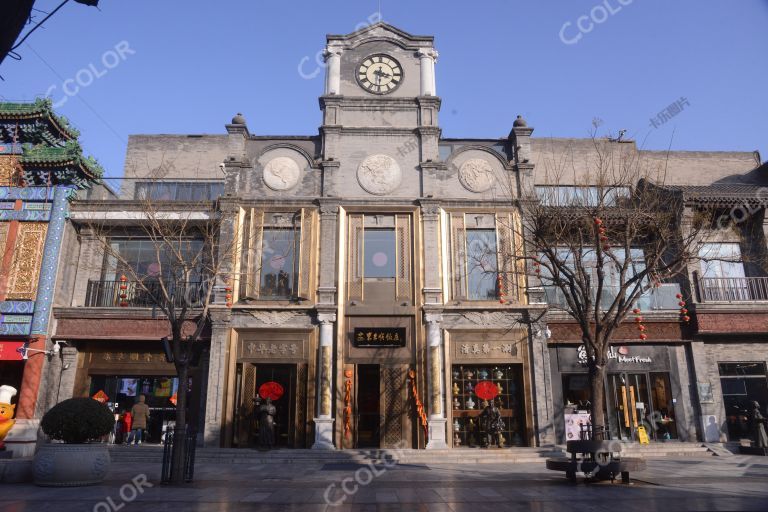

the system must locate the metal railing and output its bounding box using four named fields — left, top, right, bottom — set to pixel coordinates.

left=696, top=276, right=768, bottom=302
left=84, top=279, right=207, bottom=308
left=161, top=426, right=197, bottom=484
left=542, top=282, right=683, bottom=311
